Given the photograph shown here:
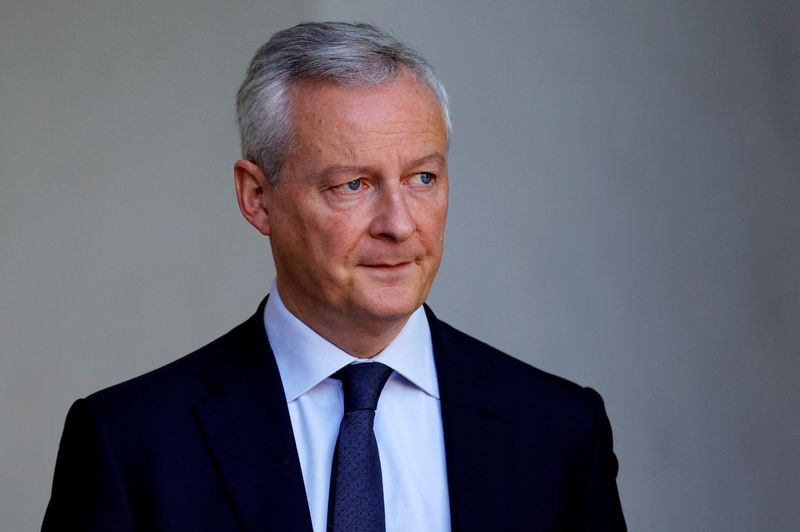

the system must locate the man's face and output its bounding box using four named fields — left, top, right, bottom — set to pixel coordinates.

left=265, top=72, right=449, bottom=327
